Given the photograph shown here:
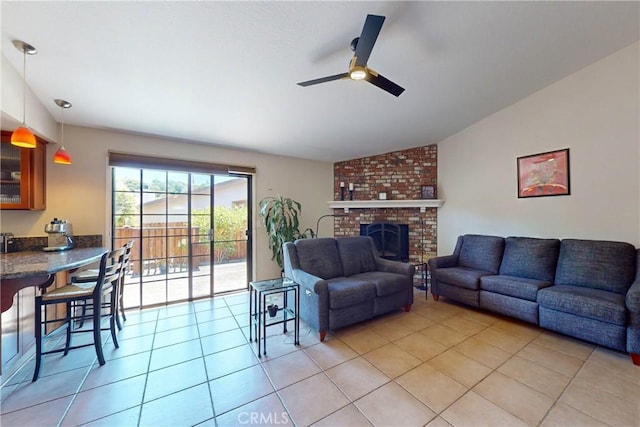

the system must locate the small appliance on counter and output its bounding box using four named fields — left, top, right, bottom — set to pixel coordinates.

left=43, top=218, right=74, bottom=252
left=0, top=232, right=17, bottom=253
